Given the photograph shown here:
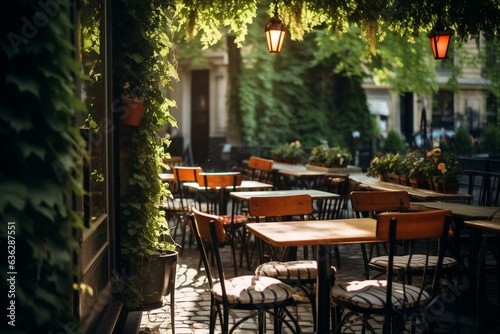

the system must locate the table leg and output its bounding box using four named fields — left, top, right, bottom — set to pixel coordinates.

left=316, top=244, right=331, bottom=333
